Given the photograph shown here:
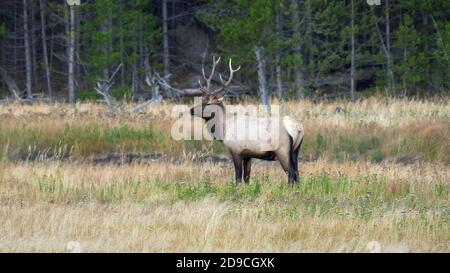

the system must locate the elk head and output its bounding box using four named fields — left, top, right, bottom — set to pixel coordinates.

left=190, top=56, right=240, bottom=119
